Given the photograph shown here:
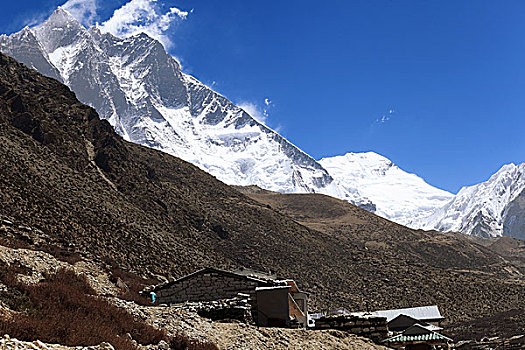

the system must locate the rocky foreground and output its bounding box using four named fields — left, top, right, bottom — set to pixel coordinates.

left=0, top=335, right=116, bottom=350
left=0, top=242, right=386, bottom=350
left=113, top=299, right=386, bottom=350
